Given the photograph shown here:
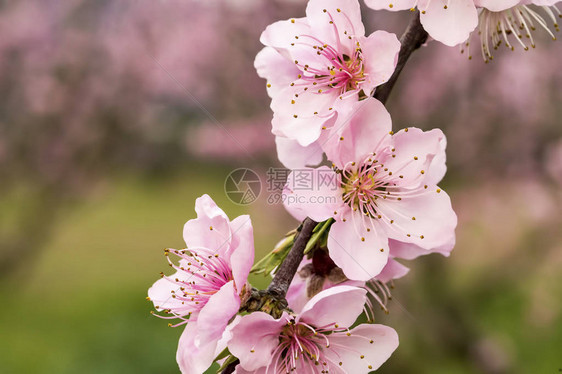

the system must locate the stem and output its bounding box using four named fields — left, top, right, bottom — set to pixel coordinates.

left=374, top=11, right=428, bottom=105
left=266, top=217, right=318, bottom=298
